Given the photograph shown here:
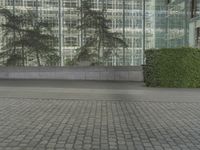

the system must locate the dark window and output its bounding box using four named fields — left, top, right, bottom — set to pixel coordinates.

left=197, top=27, right=200, bottom=48
left=191, top=0, right=197, bottom=18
